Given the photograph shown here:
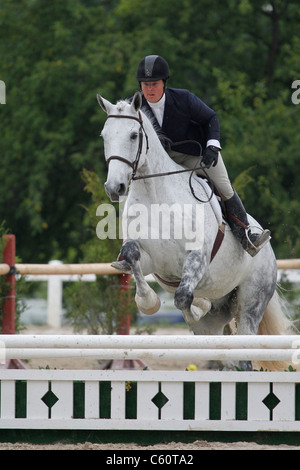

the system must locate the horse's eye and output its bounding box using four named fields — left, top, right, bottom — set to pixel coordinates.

left=130, top=132, right=138, bottom=141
